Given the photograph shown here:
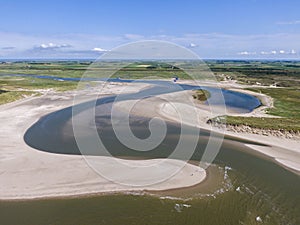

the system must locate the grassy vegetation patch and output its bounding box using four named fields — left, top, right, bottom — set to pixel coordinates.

left=0, top=61, right=214, bottom=80
left=247, top=88, right=300, bottom=118
left=192, top=89, right=211, bottom=101
left=113, top=62, right=189, bottom=79
left=211, top=116, right=300, bottom=132
left=1, top=60, right=299, bottom=133
left=0, top=90, right=37, bottom=105
left=0, top=76, right=79, bottom=105
left=0, top=61, right=90, bottom=78
left=208, top=60, right=300, bottom=88
left=0, top=76, right=79, bottom=92
left=205, top=61, right=300, bottom=132
left=210, top=87, right=300, bottom=132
